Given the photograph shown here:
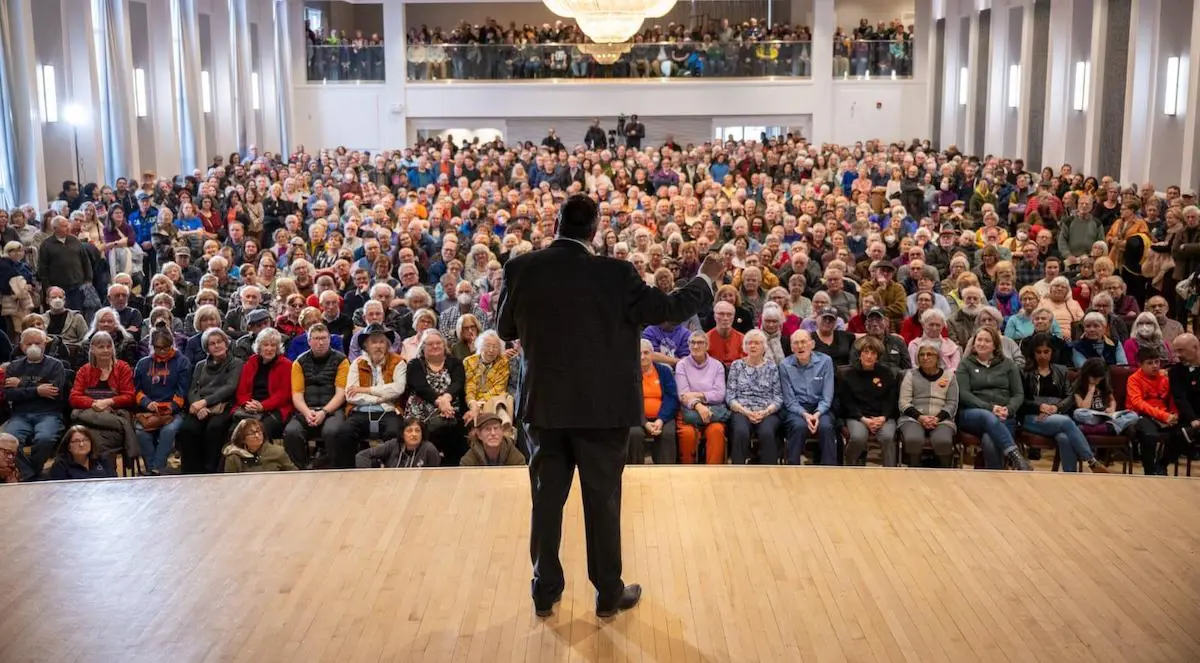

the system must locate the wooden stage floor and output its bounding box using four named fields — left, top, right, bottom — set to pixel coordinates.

left=1, top=467, right=1198, bottom=663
